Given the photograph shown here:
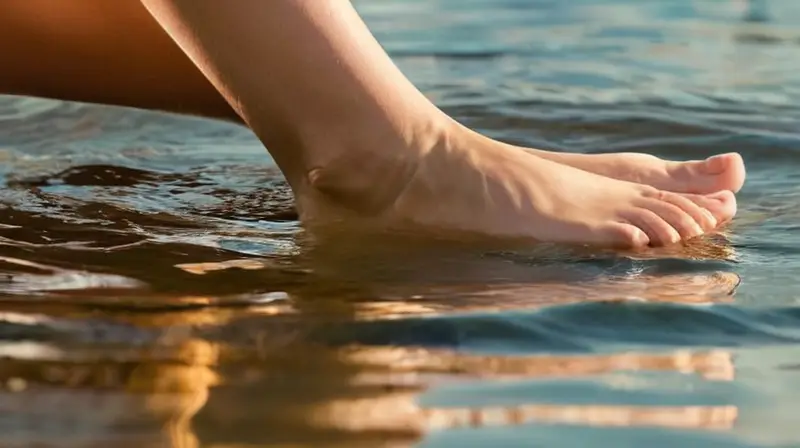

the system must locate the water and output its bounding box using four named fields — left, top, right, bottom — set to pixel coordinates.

left=1, top=0, right=800, bottom=446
